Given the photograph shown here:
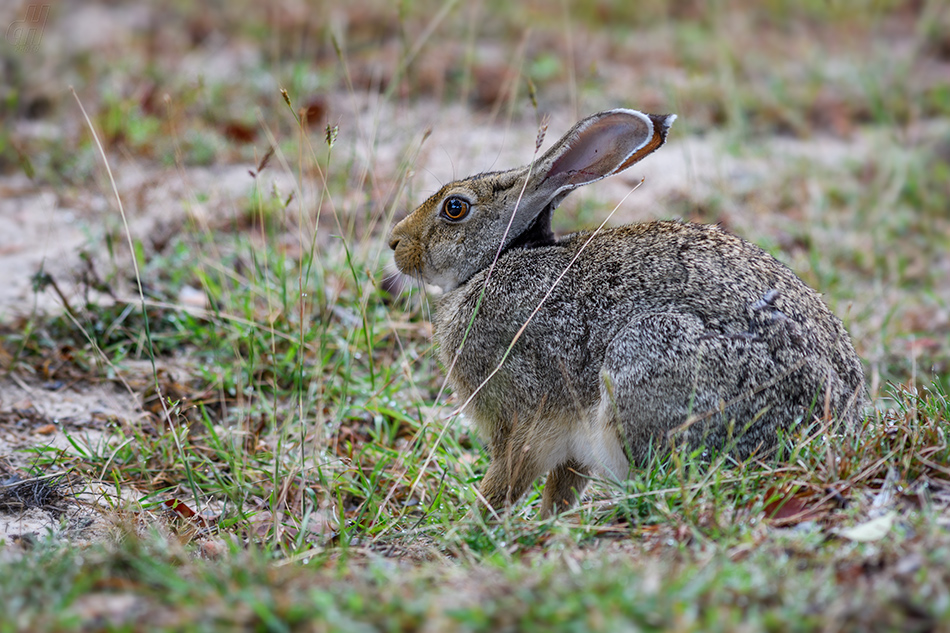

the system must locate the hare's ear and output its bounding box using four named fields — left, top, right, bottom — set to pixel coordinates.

left=531, top=109, right=675, bottom=203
